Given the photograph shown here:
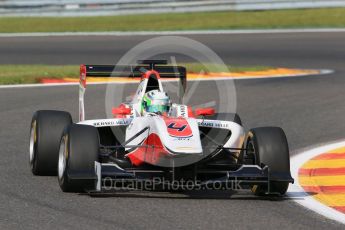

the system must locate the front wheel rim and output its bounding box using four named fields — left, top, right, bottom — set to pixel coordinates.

left=58, top=136, right=67, bottom=180
left=29, top=121, right=36, bottom=167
